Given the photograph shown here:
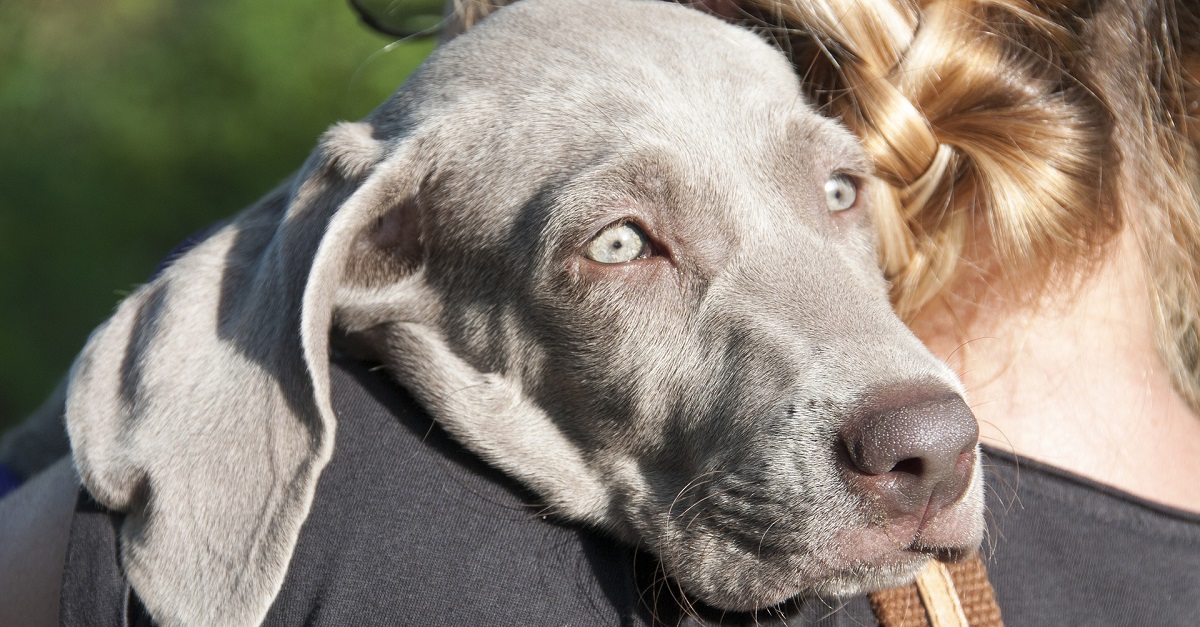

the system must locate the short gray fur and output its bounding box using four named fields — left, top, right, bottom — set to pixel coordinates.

left=63, top=1, right=984, bottom=625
